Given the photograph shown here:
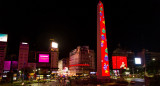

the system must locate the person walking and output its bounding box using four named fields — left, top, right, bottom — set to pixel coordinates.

left=65, top=78, right=70, bottom=86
